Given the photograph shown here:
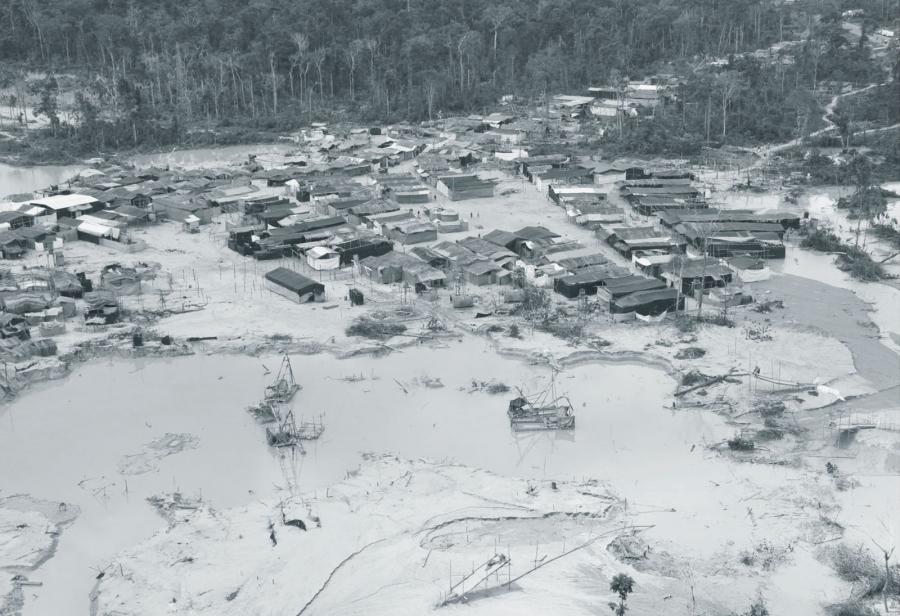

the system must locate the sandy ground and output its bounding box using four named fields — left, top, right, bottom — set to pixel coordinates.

left=0, top=495, right=79, bottom=615
left=2, top=159, right=898, bottom=615
left=91, top=455, right=630, bottom=616
left=88, top=452, right=856, bottom=616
